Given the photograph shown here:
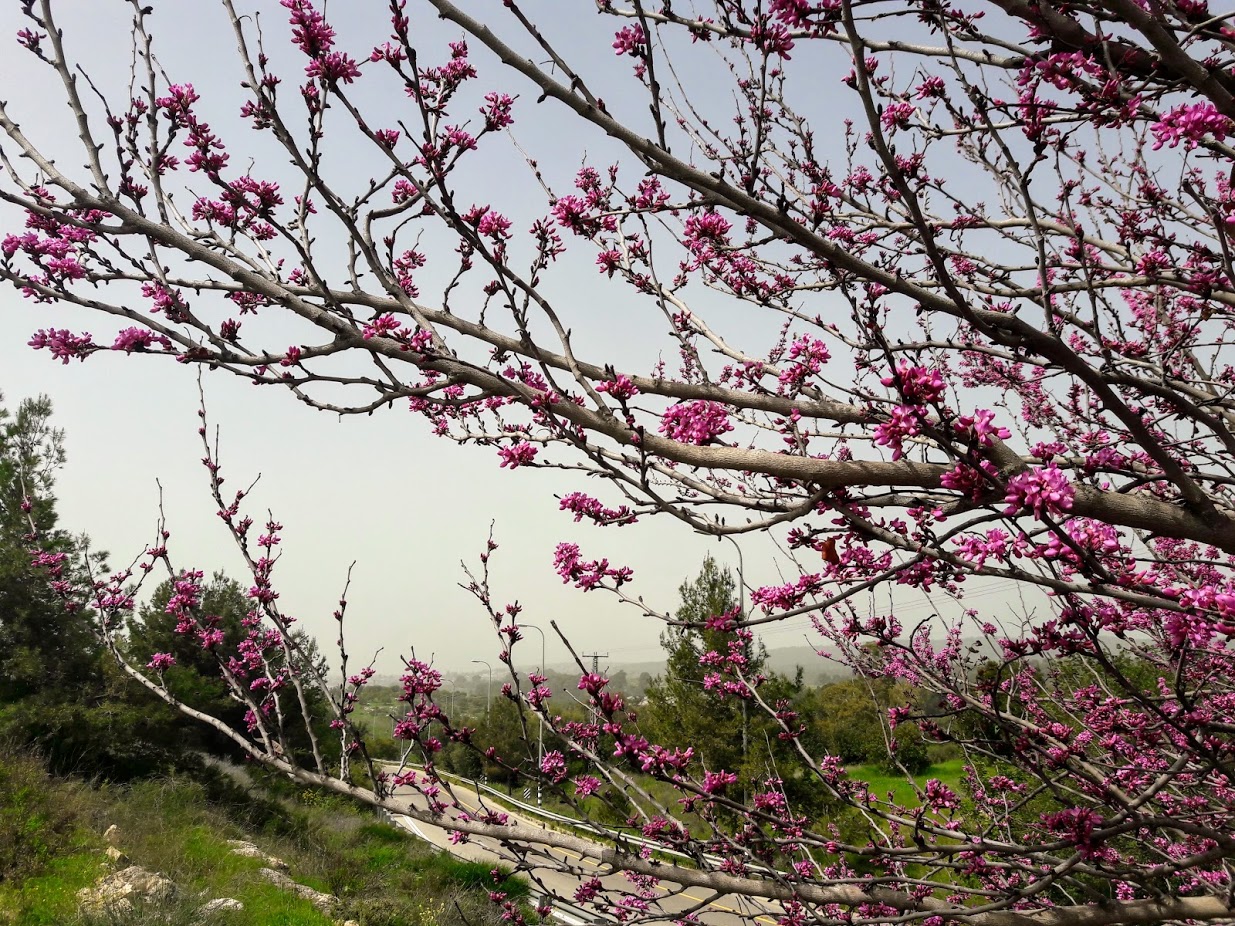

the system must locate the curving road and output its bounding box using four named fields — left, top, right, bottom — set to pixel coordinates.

left=388, top=771, right=779, bottom=926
